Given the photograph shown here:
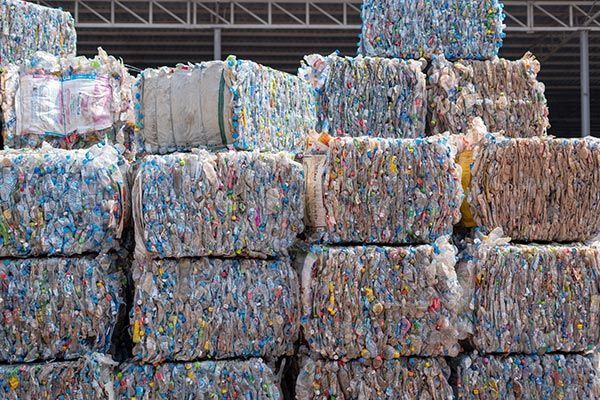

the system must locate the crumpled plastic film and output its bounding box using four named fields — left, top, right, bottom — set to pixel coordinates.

left=296, top=356, right=453, bottom=399
left=0, top=0, right=76, bottom=65
left=455, top=353, right=600, bottom=399
left=115, top=359, right=282, bottom=399
left=428, top=53, right=549, bottom=137
left=134, top=55, right=317, bottom=154
left=133, top=149, right=304, bottom=258
left=1, top=48, right=134, bottom=151
left=468, top=134, right=600, bottom=242
left=301, top=237, right=468, bottom=360
left=130, top=257, right=300, bottom=363
left=457, top=231, right=600, bottom=354
left=0, top=143, right=129, bottom=257
left=299, top=53, right=426, bottom=138
left=0, top=254, right=125, bottom=363
left=0, top=353, right=117, bottom=400
left=359, top=0, right=505, bottom=60
left=304, top=134, right=463, bottom=244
